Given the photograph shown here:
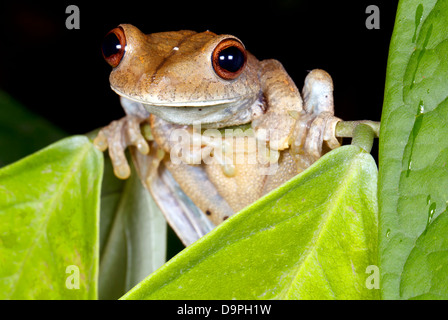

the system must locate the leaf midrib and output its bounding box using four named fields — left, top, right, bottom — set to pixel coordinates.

left=279, top=153, right=363, bottom=299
